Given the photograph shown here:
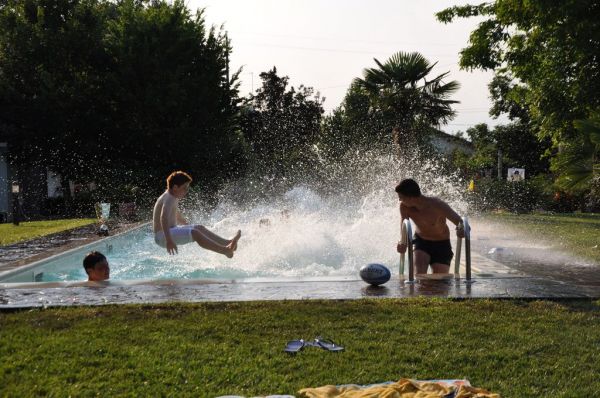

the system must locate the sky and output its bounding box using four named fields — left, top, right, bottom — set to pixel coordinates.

left=193, top=0, right=507, bottom=136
